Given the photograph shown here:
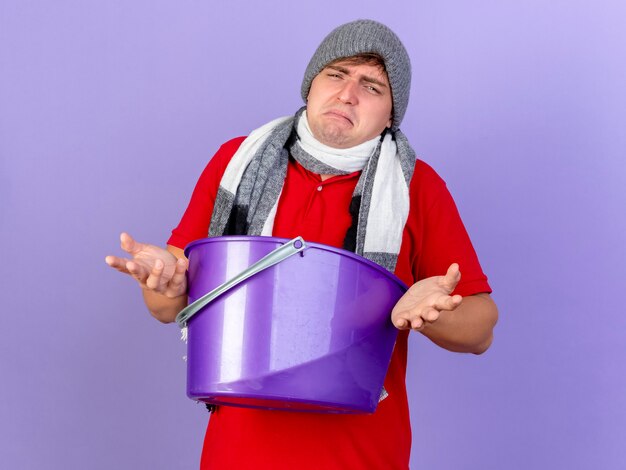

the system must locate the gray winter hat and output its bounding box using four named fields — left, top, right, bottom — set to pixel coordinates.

left=301, top=19, right=411, bottom=131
